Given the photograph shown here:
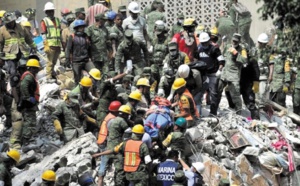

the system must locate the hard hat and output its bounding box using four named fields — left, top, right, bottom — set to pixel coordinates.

left=61, top=8, right=71, bottom=15
left=183, top=18, right=197, bottom=27
left=79, top=77, right=93, bottom=87
left=257, top=33, right=269, bottom=43
left=21, top=21, right=32, bottom=28
left=175, top=117, right=187, bottom=128
left=42, top=170, right=56, bottom=181
left=132, top=124, right=145, bottom=134
left=7, top=149, right=20, bottom=163
left=136, top=78, right=150, bottom=87
left=73, top=20, right=86, bottom=29
left=89, top=68, right=101, bottom=80
left=66, top=13, right=75, bottom=22
left=108, top=101, right=122, bottom=112
left=172, top=78, right=186, bottom=90
left=0, top=10, right=6, bottom=18
left=2, top=12, right=17, bottom=23
left=118, top=105, right=132, bottom=115
left=26, top=59, right=41, bottom=68
left=196, top=25, right=205, bottom=31
left=106, top=10, right=117, bottom=20
left=44, top=2, right=56, bottom=11
left=178, top=64, right=190, bottom=78
left=128, top=1, right=140, bottom=13
left=192, top=162, right=205, bottom=173
left=128, top=91, right=142, bottom=101
left=199, top=32, right=210, bottom=43
left=210, top=27, right=218, bottom=36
